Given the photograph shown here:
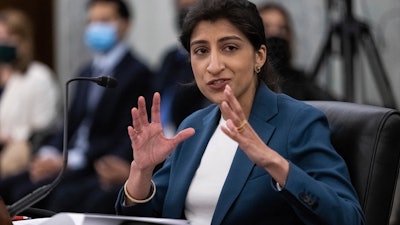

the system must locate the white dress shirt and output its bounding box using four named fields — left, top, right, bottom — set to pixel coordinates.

left=185, top=117, right=238, bottom=225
